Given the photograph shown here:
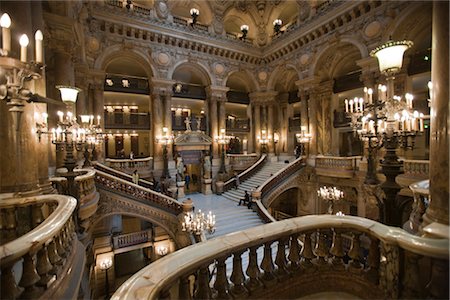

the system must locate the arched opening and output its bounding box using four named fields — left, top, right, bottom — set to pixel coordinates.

left=269, top=187, right=299, bottom=219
